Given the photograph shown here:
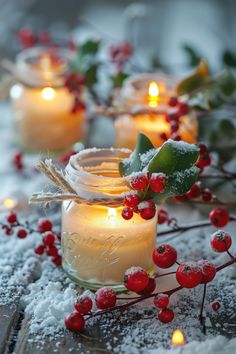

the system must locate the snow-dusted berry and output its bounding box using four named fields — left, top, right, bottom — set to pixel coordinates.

left=158, top=208, right=169, bottom=224
left=122, top=207, right=133, bottom=220
left=154, top=293, right=169, bottom=309
left=124, top=192, right=140, bottom=208
left=38, top=219, right=53, bottom=233
left=152, top=244, right=177, bottom=269
left=95, top=287, right=117, bottom=309
left=198, top=260, right=216, bottom=284
left=149, top=173, right=167, bottom=193
left=74, top=296, right=93, bottom=314
left=137, top=201, right=156, bottom=220
left=210, top=230, right=232, bottom=253
left=65, top=312, right=85, bottom=332
left=176, top=262, right=202, bottom=288
left=129, top=172, right=149, bottom=191
left=124, top=267, right=149, bottom=292
left=157, top=308, right=174, bottom=323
